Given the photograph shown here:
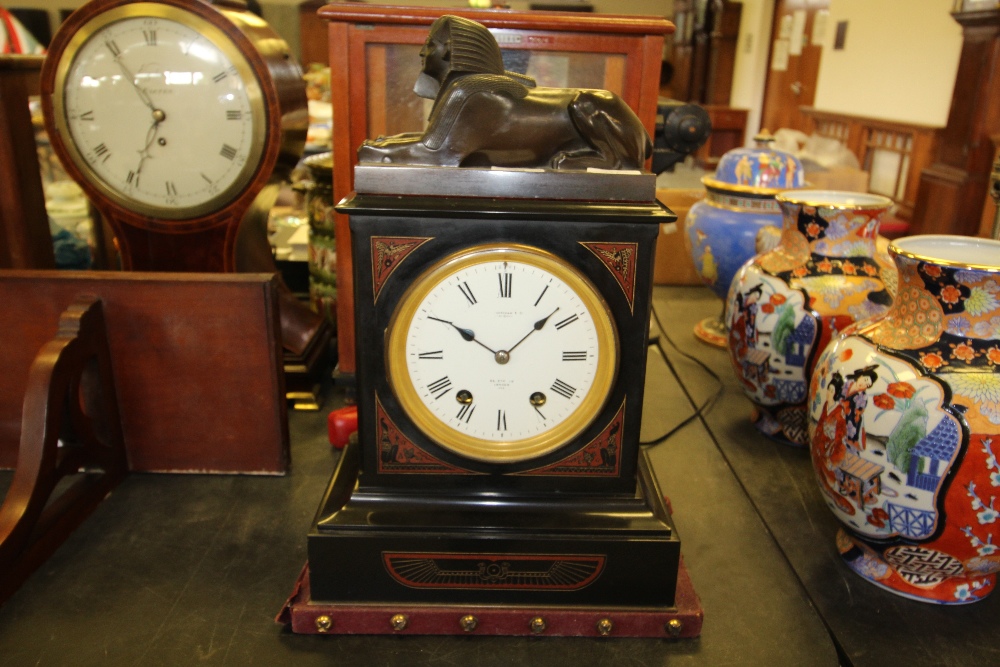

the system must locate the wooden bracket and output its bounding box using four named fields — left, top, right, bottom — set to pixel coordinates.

left=0, top=295, right=127, bottom=604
